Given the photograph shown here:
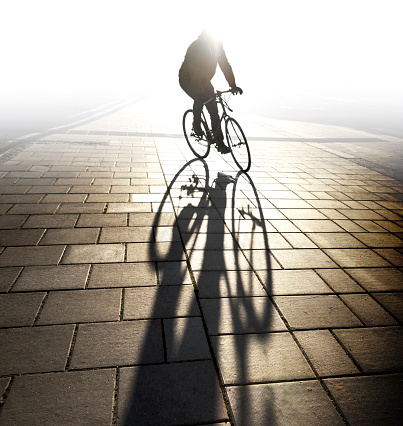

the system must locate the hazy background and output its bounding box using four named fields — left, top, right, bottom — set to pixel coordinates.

left=1, top=0, right=402, bottom=139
